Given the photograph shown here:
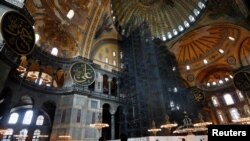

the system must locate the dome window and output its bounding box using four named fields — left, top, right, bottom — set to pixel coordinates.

left=67, top=9, right=75, bottom=19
